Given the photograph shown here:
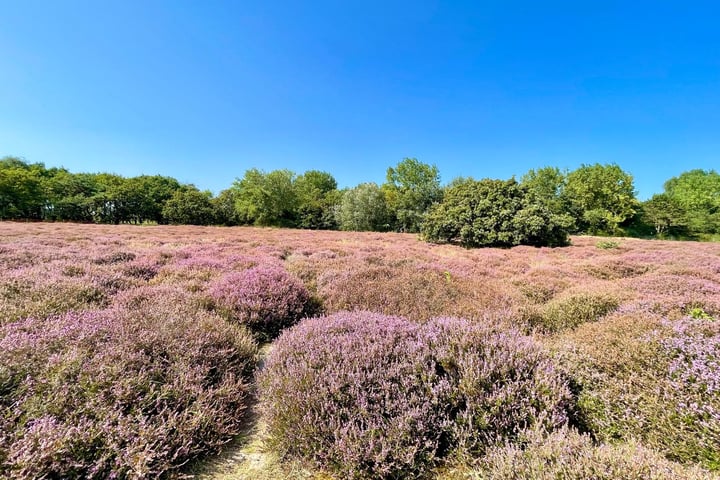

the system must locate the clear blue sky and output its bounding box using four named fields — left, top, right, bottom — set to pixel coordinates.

left=2, top=1, right=719, bottom=199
